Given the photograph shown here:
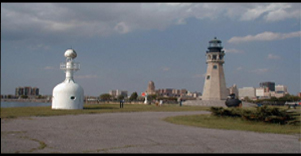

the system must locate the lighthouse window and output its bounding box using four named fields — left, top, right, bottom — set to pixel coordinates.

left=207, top=75, right=210, bottom=80
left=70, top=96, right=76, bottom=100
left=219, top=55, right=223, bottom=60
left=213, top=65, right=217, bottom=69
left=212, top=55, right=217, bottom=60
